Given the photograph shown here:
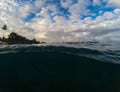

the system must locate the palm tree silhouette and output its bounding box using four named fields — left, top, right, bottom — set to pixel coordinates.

left=2, top=25, right=7, bottom=30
